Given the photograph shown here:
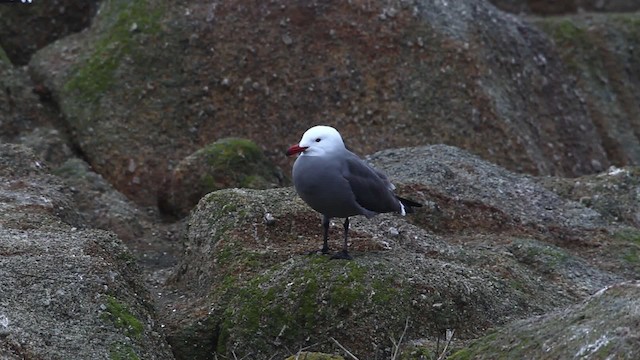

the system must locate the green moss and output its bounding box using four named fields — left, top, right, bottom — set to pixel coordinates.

left=534, top=17, right=600, bottom=75
left=214, top=241, right=262, bottom=273
left=622, top=248, right=640, bottom=264
left=240, top=174, right=260, bottom=188
left=216, top=272, right=286, bottom=354
left=448, top=348, right=472, bottom=360
left=552, top=19, right=587, bottom=43
left=0, top=46, right=10, bottom=64
left=109, top=342, right=139, bottom=360
left=205, top=138, right=263, bottom=167
left=64, top=0, right=164, bottom=103
left=197, top=138, right=276, bottom=191
left=614, top=229, right=640, bottom=244
left=329, top=261, right=367, bottom=307
left=215, top=258, right=381, bottom=356
left=201, top=174, right=217, bottom=190
left=613, top=229, right=640, bottom=264
left=370, top=271, right=411, bottom=306
left=117, top=249, right=139, bottom=265
left=512, top=239, right=570, bottom=273
left=215, top=244, right=235, bottom=266
left=216, top=317, right=231, bottom=354
left=299, top=276, right=320, bottom=325
left=101, top=295, right=144, bottom=339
